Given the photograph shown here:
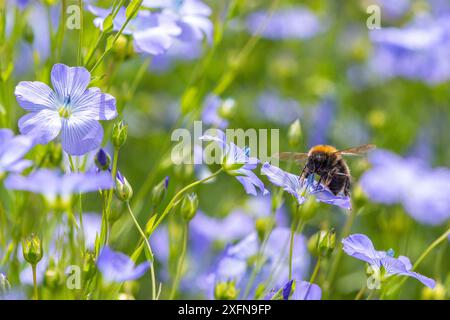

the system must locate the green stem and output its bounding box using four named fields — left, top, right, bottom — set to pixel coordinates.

left=77, top=0, right=83, bottom=65
left=84, top=0, right=126, bottom=67
left=149, top=168, right=223, bottom=235
left=90, top=0, right=144, bottom=73
left=32, top=264, right=38, bottom=300
left=309, top=256, right=322, bottom=284
left=354, top=285, right=366, bottom=300
left=130, top=168, right=223, bottom=262
left=395, top=226, right=450, bottom=291
left=101, top=148, right=119, bottom=246
left=169, top=223, right=188, bottom=299
left=126, top=201, right=156, bottom=300
left=288, top=205, right=303, bottom=281
left=326, top=207, right=358, bottom=292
